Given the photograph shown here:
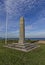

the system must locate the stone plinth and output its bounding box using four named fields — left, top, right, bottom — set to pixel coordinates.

left=4, top=43, right=40, bottom=52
